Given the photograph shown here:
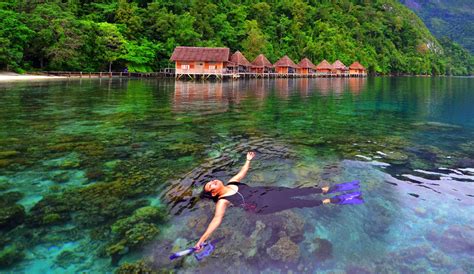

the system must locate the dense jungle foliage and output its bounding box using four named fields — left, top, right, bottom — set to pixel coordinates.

left=401, top=0, right=474, bottom=54
left=0, top=0, right=473, bottom=75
